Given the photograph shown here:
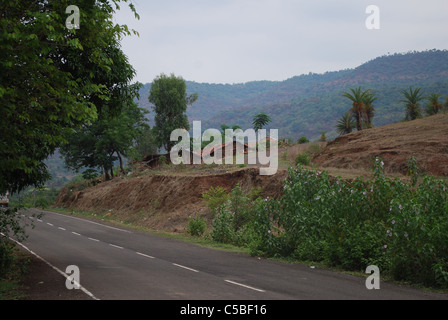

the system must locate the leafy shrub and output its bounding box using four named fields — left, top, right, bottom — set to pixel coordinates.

left=297, top=136, right=309, bottom=144
left=210, top=184, right=260, bottom=247
left=187, top=215, right=207, bottom=237
left=211, top=207, right=235, bottom=244
left=202, top=186, right=230, bottom=215
left=295, top=153, right=311, bottom=166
